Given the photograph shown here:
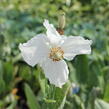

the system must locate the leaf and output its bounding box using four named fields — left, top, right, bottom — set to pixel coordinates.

left=24, top=83, right=40, bottom=109
left=68, top=62, right=77, bottom=82
left=7, top=101, right=17, bottom=109
left=19, top=64, right=33, bottom=81
left=95, top=99, right=109, bottom=109
left=0, top=61, right=5, bottom=94
left=74, top=55, right=89, bottom=84
left=3, top=62, right=14, bottom=85
left=58, top=95, right=67, bottom=109
left=0, top=34, right=5, bottom=46
left=55, top=84, right=70, bottom=109
left=103, top=82, right=109, bottom=102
